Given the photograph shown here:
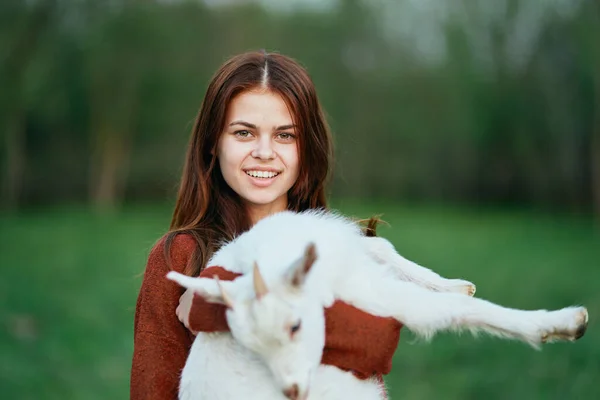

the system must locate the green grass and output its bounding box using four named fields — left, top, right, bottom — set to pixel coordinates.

left=1, top=201, right=598, bottom=399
